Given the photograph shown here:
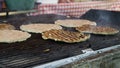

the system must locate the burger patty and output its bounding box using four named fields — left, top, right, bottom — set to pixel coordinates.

left=42, top=29, right=90, bottom=43
left=0, top=24, right=15, bottom=30
left=76, top=25, right=119, bottom=35
left=20, top=24, right=62, bottom=33
left=0, top=30, right=31, bottom=43
left=55, top=19, right=96, bottom=27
